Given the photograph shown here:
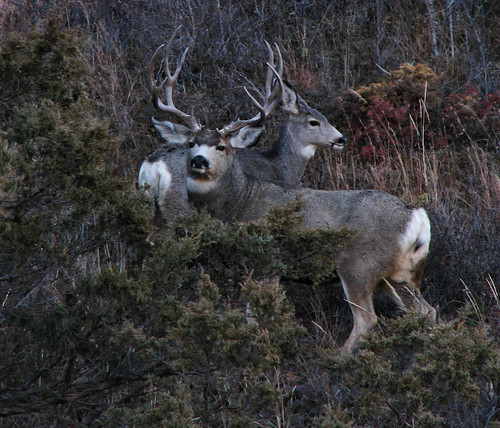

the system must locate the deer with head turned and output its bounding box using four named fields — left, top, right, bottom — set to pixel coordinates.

left=234, top=79, right=346, bottom=186
left=166, top=87, right=435, bottom=351
left=138, top=27, right=345, bottom=222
